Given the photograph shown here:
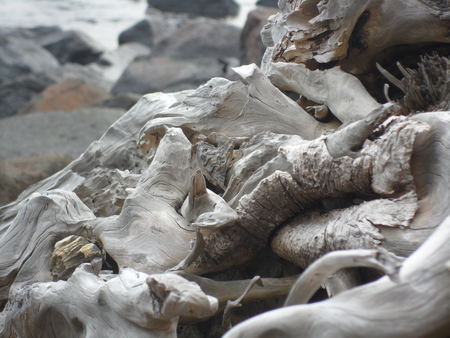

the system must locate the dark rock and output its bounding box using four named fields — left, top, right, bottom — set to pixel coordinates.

left=151, top=18, right=241, bottom=60
left=0, top=26, right=63, bottom=41
left=40, top=30, right=103, bottom=65
left=0, top=36, right=59, bottom=84
left=111, top=56, right=225, bottom=95
left=147, top=0, right=239, bottom=18
left=98, top=92, right=142, bottom=110
left=240, top=7, right=279, bottom=66
left=26, top=26, right=64, bottom=43
left=21, top=79, right=112, bottom=114
left=0, top=153, right=73, bottom=207
left=145, top=9, right=189, bottom=46
left=118, top=20, right=154, bottom=47
left=0, top=73, right=57, bottom=118
left=256, top=0, right=279, bottom=8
